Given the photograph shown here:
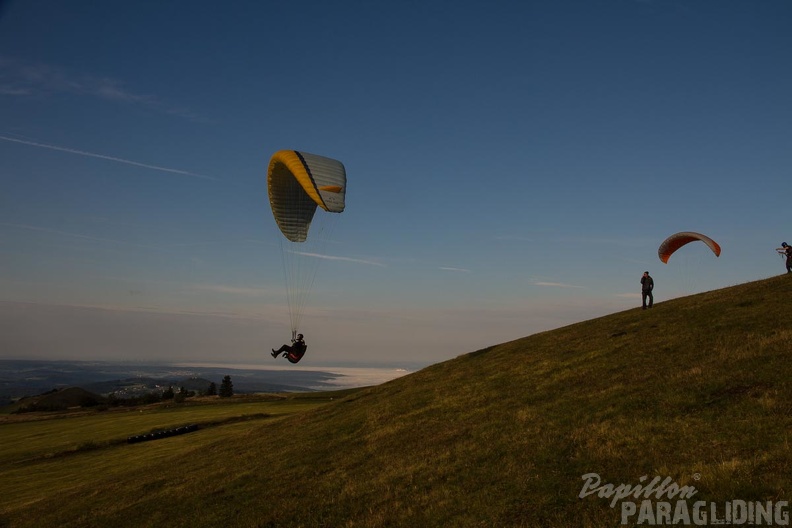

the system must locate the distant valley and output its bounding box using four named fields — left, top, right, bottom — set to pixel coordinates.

left=0, top=360, right=414, bottom=404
